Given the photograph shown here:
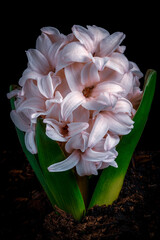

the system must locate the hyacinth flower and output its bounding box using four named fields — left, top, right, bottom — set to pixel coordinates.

left=7, top=25, right=156, bottom=221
